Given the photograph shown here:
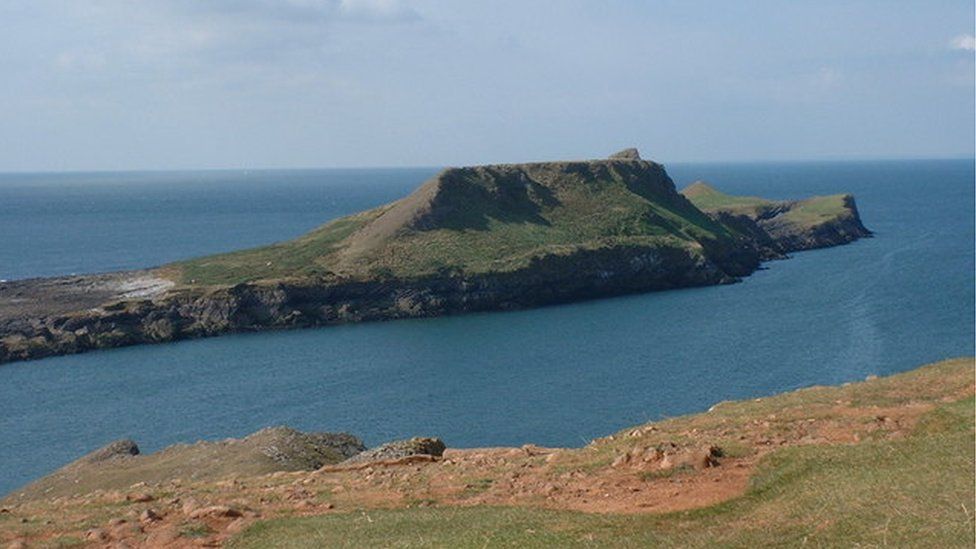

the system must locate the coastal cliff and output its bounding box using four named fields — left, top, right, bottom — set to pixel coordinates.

left=0, top=149, right=871, bottom=364
left=681, top=181, right=871, bottom=255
